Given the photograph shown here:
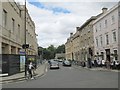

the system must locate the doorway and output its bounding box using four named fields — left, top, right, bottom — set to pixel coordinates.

left=105, top=49, right=110, bottom=62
